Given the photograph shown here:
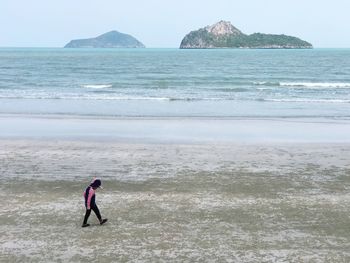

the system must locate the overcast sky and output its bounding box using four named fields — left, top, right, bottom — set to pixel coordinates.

left=1, top=0, right=349, bottom=48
